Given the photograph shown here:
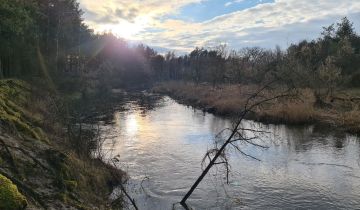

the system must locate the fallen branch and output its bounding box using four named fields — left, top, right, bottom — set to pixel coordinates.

left=109, top=160, right=139, bottom=210
left=180, top=80, right=295, bottom=208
